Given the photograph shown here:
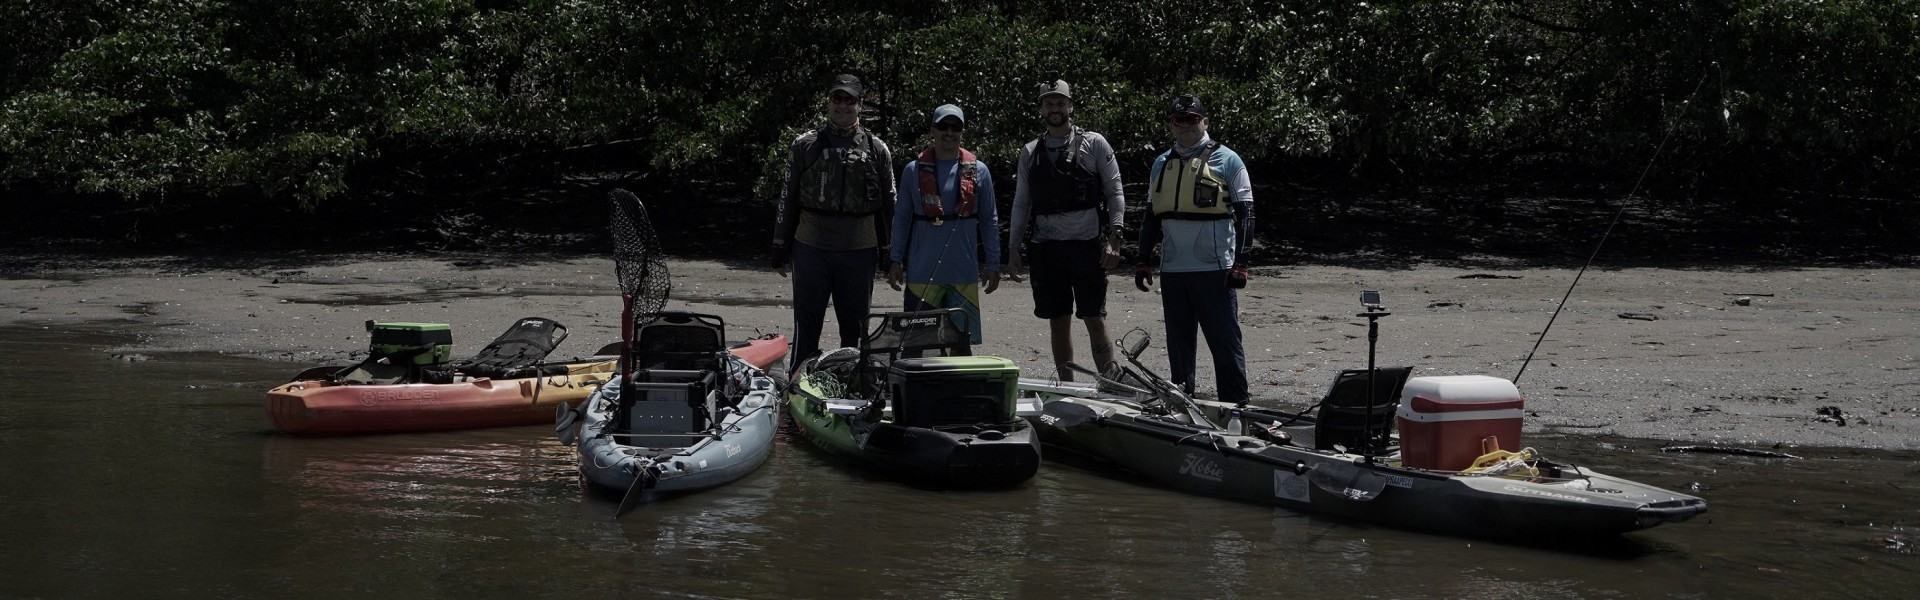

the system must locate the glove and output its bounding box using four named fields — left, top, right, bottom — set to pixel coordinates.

left=770, top=243, right=791, bottom=269
left=1226, top=266, right=1248, bottom=289
left=1134, top=264, right=1155, bottom=292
